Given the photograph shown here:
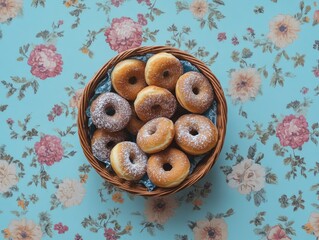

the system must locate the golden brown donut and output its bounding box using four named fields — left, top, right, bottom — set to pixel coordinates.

left=137, top=117, right=175, bottom=154
left=126, top=104, right=144, bottom=135
left=110, top=141, right=148, bottom=181
left=145, top=52, right=183, bottom=91
left=175, top=114, right=218, bottom=155
left=90, top=92, right=132, bottom=132
left=111, top=59, right=147, bottom=101
left=175, top=71, right=214, bottom=114
left=147, top=148, right=190, bottom=188
left=91, top=129, right=128, bottom=163
left=134, top=86, right=177, bottom=122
